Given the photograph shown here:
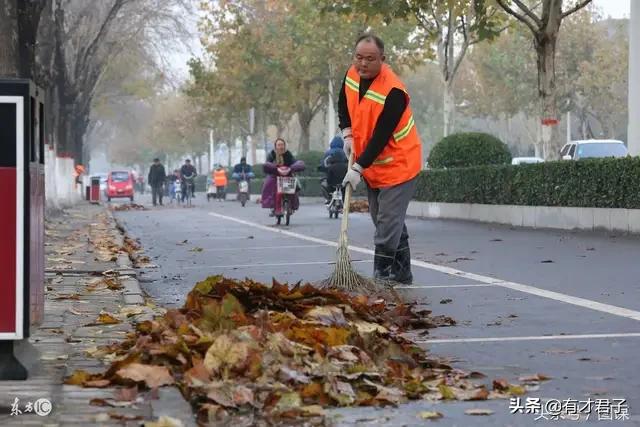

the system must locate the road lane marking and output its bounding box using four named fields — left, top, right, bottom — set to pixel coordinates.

left=207, top=212, right=640, bottom=322
left=396, top=284, right=497, bottom=289
left=183, top=244, right=328, bottom=252
left=181, top=259, right=372, bottom=270
left=416, top=332, right=640, bottom=344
